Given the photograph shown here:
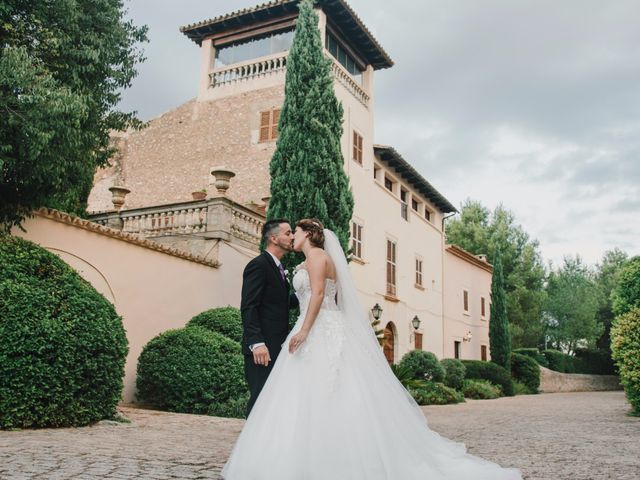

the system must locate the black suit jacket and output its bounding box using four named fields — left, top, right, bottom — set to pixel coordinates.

left=240, top=251, right=298, bottom=356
